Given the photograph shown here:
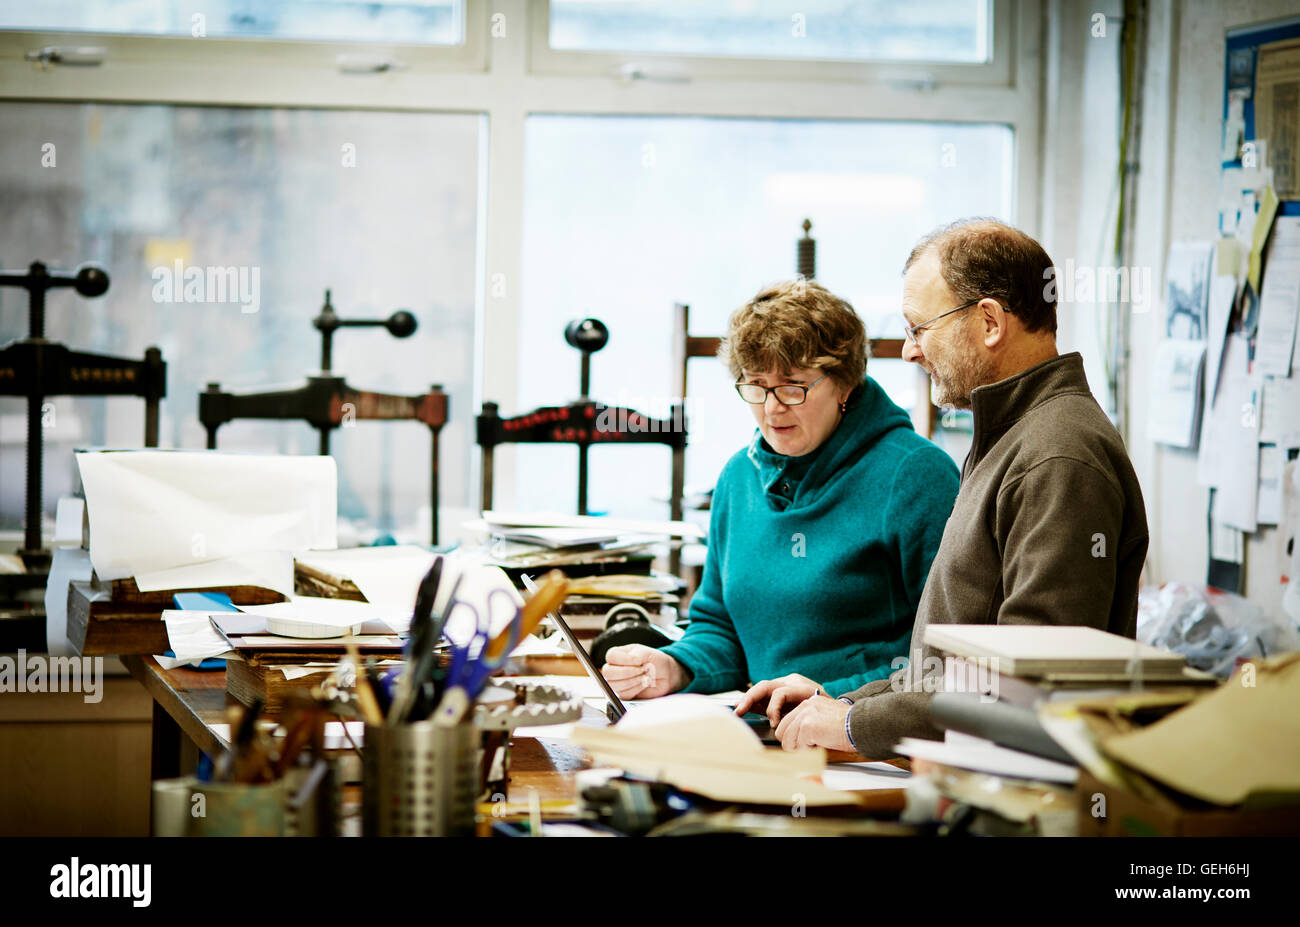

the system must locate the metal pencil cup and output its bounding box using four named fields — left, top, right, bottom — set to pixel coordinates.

left=362, top=721, right=480, bottom=837
left=152, top=777, right=286, bottom=836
